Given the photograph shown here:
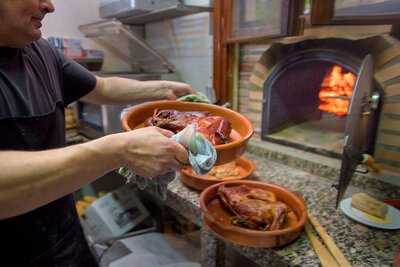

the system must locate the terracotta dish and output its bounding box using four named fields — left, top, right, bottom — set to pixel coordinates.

left=199, top=180, right=307, bottom=248
left=180, top=157, right=255, bottom=191
left=121, top=101, right=254, bottom=165
left=395, top=247, right=400, bottom=267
